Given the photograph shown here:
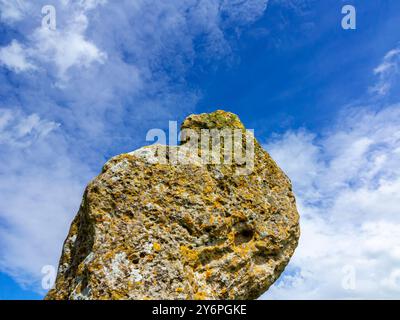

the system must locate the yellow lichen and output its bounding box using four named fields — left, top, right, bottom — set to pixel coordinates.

left=193, top=291, right=208, bottom=300
left=153, top=242, right=161, bottom=251
left=180, top=245, right=199, bottom=267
